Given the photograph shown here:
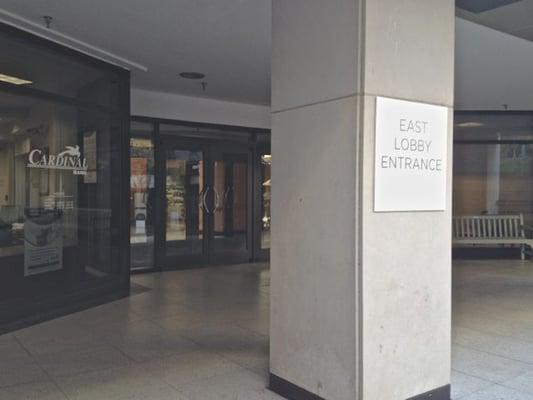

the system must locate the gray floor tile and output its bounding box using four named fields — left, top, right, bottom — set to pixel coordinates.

left=502, top=370, right=533, bottom=395
left=460, top=384, right=533, bottom=400
left=34, top=345, right=131, bottom=377
left=452, top=345, right=531, bottom=383
left=113, top=331, right=200, bottom=362
left=453, top=326, right=533, bottom=364
left=0, top=379, right=68, bottom=400
left=0, top=362, right=48, bottom=389
left=143, top=349, right=242, bottom=386
left=176, top=368, right=283, bottom=400
left=55, top=364, right=186, bottom=400
left=451, top=370, right=494, bottom=399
